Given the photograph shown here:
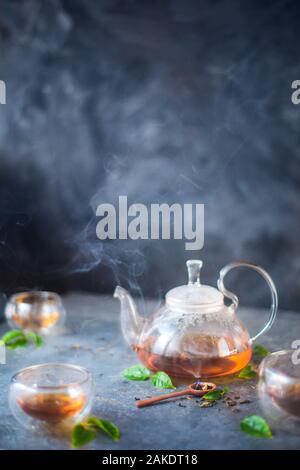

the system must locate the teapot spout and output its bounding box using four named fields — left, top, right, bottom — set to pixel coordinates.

left=114, top=286, right=144, bottom=347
